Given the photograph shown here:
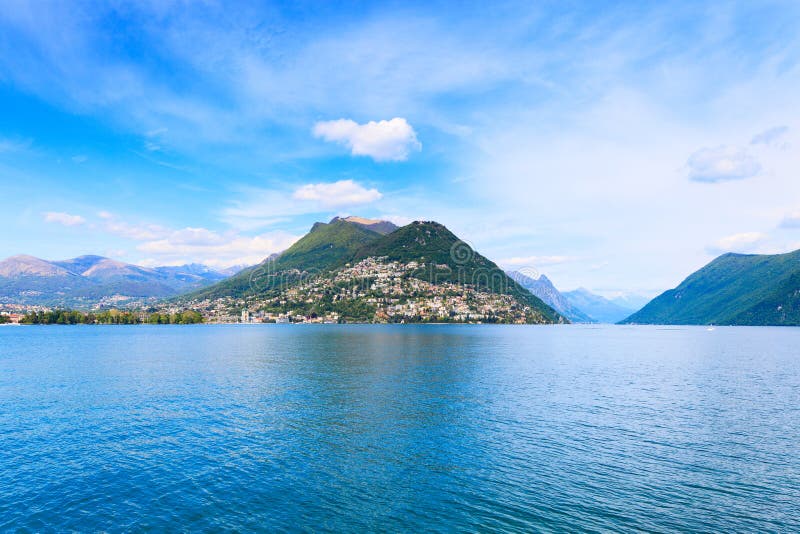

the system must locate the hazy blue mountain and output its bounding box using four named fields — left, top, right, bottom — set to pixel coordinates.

left=610, top=293, right=650, bottom=311
left=0, top=255, right=228, bottom=308
left=217, top=263, right=256, bottom=277
left=623, top=249, right=800, bottom=326
left=563, top=288, right=636, bottom=324
left=508, top=271, right=595, bottom=323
